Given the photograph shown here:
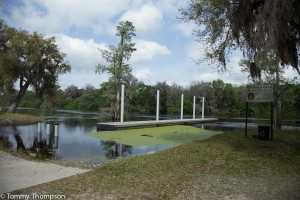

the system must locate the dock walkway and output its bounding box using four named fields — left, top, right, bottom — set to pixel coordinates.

left=97, top=118, right=218, bottom=131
